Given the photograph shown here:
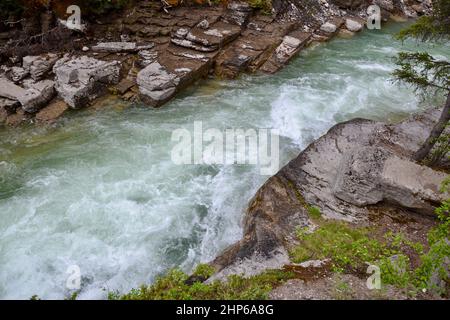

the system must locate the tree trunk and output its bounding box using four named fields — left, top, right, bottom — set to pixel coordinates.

left=414, top=91, right=450, bottom=162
